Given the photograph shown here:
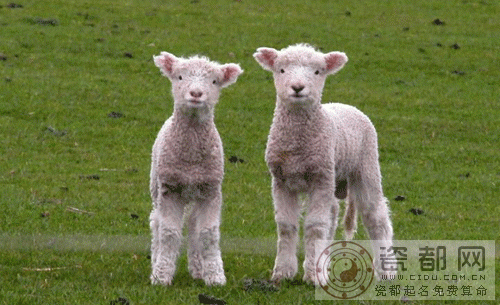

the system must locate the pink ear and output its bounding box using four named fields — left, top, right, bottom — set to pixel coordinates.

left=153, top=52, right=178, bottom=78
left=325, top=52, right=348, bottom=74
left=253, top=47, right=279, bottom=71
left=220, top=63, right=243, bottom=88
